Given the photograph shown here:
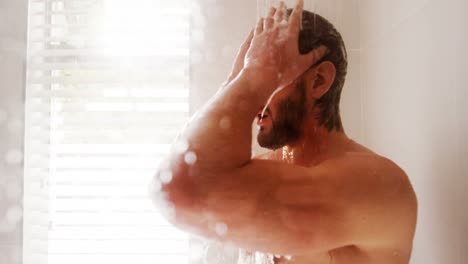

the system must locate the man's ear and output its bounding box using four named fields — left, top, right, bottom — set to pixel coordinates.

left=303, top=61, right=336, bottom=100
